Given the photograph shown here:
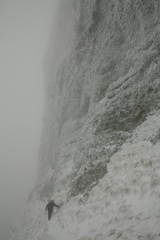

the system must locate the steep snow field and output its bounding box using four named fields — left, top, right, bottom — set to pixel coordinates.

left=7, top=110, right=160, bottom=240
left=48, top=111, right=160, bottom=240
